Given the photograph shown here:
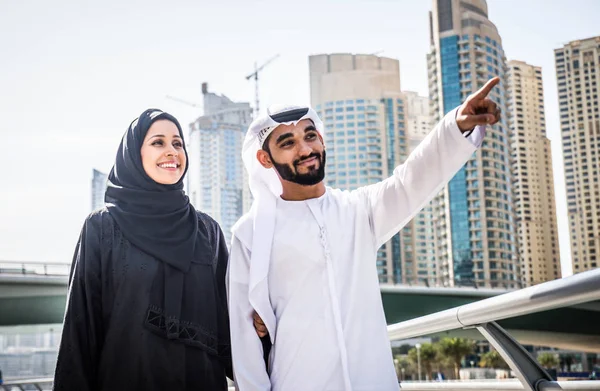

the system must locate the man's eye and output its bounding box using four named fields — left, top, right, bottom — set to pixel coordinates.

left=281, top=141, right=293, bottom=147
